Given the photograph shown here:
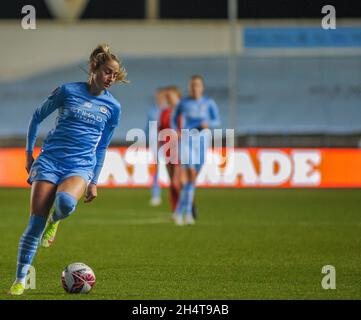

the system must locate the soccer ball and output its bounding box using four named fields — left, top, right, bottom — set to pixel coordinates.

left=61, top=262, right=96, bottom=294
